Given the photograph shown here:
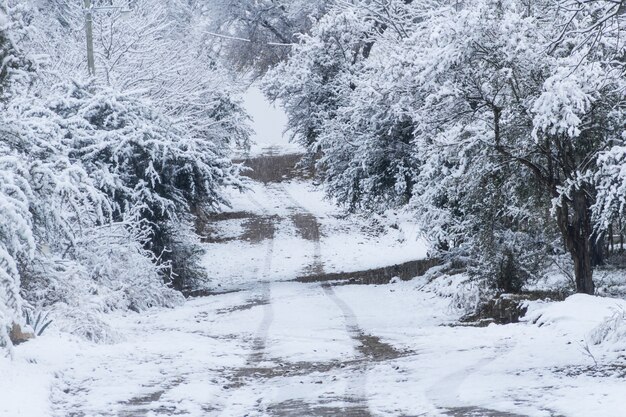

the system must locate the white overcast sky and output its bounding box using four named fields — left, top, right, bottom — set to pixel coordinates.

left=242, top=86, right=290, bottom=147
